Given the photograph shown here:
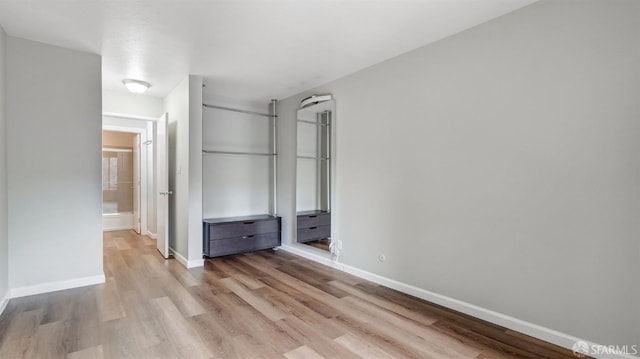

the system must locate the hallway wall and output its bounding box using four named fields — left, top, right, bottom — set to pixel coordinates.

left=0, top=25, right=8, bottom=310
left=6, top=37, right=103, bottom=292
